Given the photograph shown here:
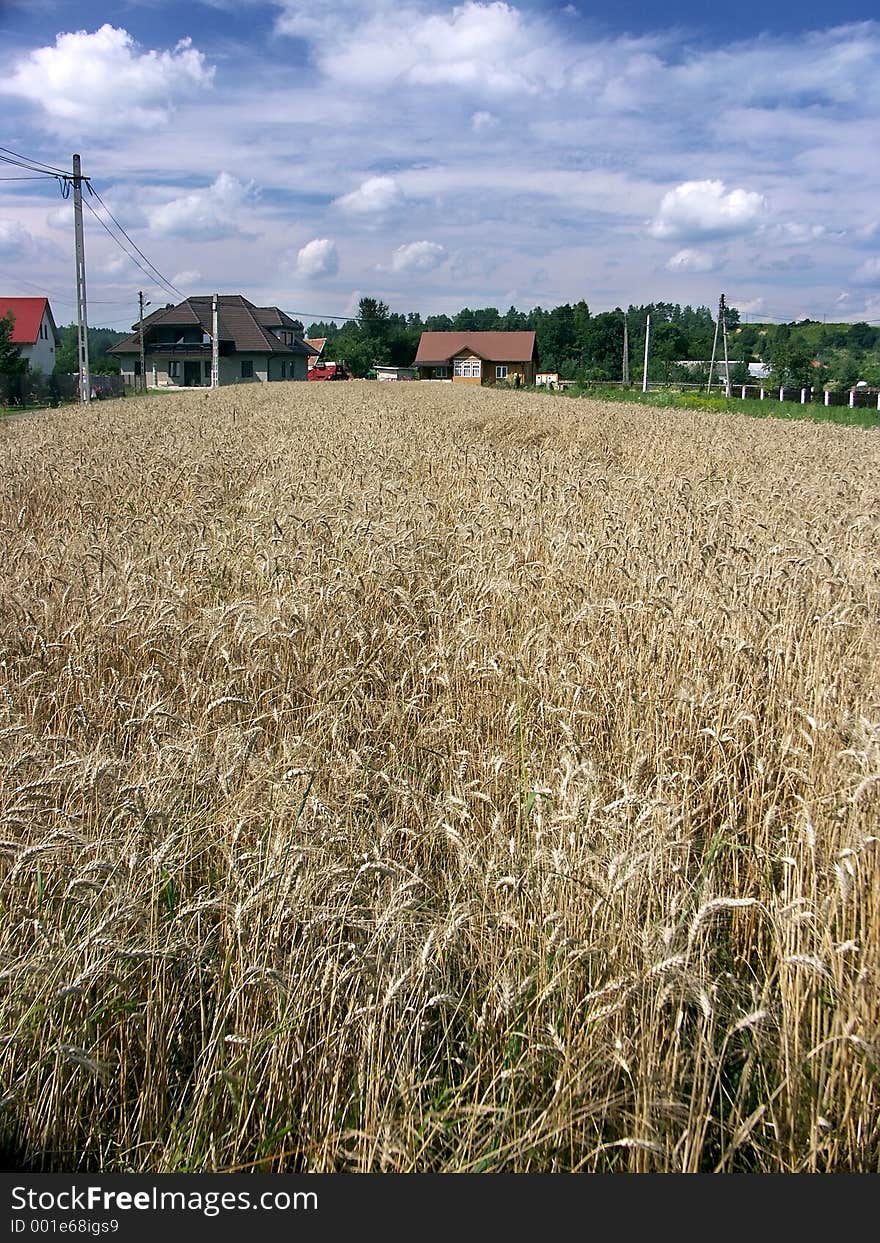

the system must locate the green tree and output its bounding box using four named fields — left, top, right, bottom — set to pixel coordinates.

left=767, top=333, right=814, bottom=388
left=0, top=312, right=27, bottom=405
left=0, top=313, right=26, bottom=375
left=54, top=324, right=125, bottom=374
